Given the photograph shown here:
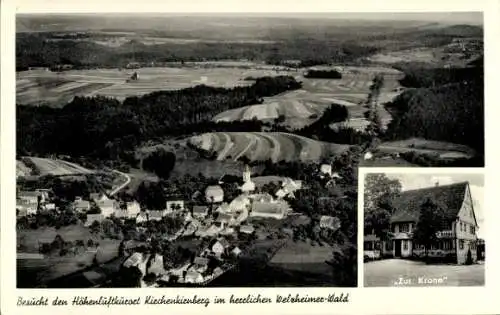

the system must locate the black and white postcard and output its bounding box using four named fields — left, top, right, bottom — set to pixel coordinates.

left=1, top=1, right=499, bottom=315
